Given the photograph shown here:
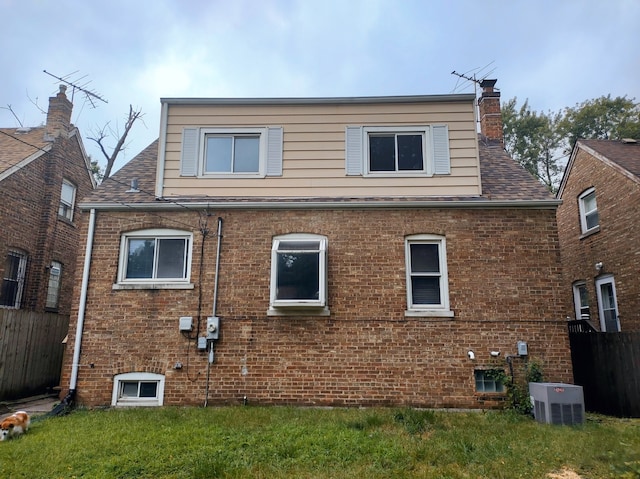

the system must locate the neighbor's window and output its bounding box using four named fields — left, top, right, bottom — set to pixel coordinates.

left=405, top=235, right=452, bottom=316
left=369, top=130, right=425, bottom=172
left=572, top=281, right=590, bottom=320
left=58, top=179, right=77, bottom=220
left=45, top=261, right=62, bottom=310
left=475, top=369, right=505, bottom=393
left=578, top=188, right=599, bottom=234
left=269, top=234, right=328, bottom=313
left=0, top=249, right=27, bottom=309
left=112, top=372, right=165, bottom=407
left=118, top=229, right=192, bottom=284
